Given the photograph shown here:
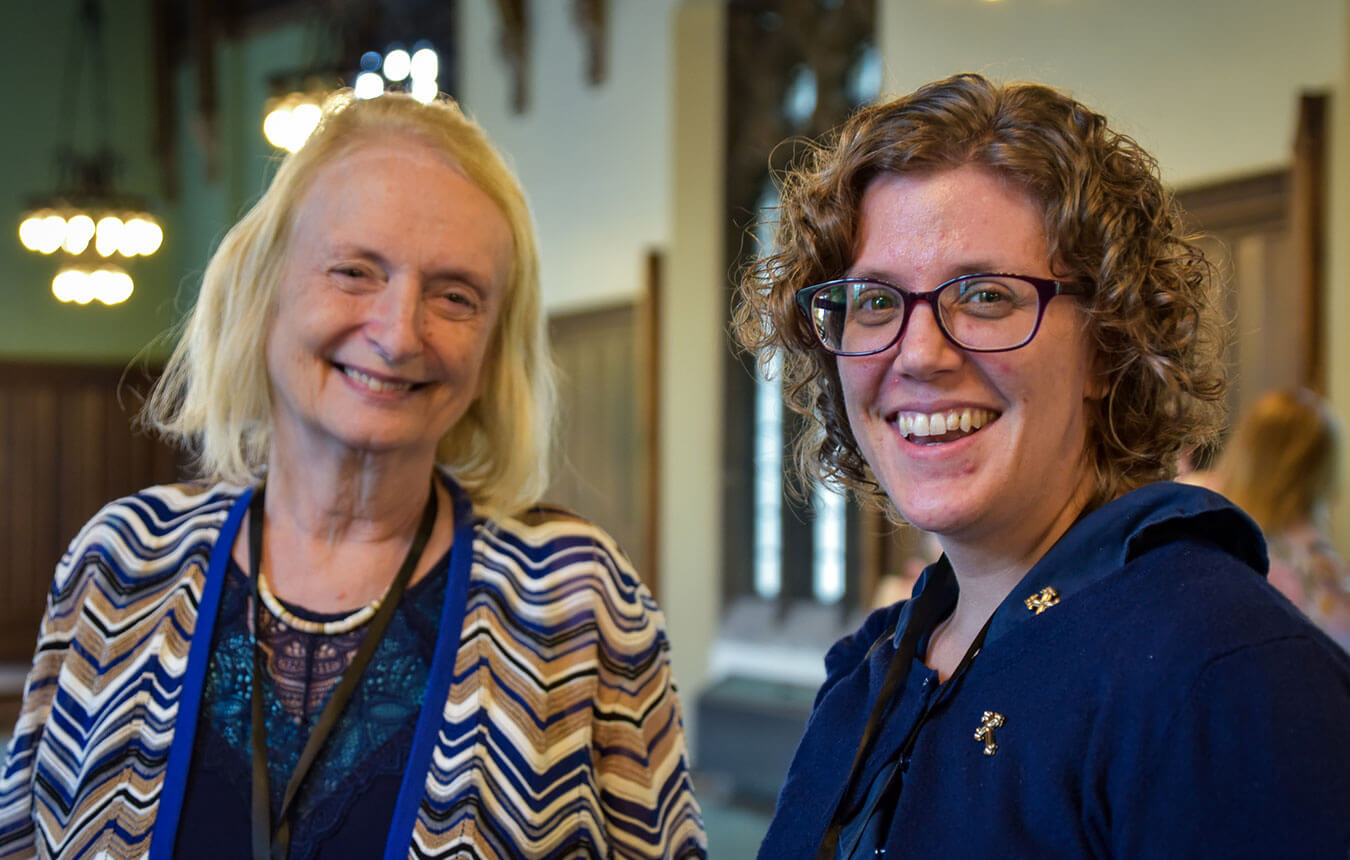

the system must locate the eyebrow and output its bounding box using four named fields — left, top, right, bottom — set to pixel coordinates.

left=844, top=262, right=1013, bottom=285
